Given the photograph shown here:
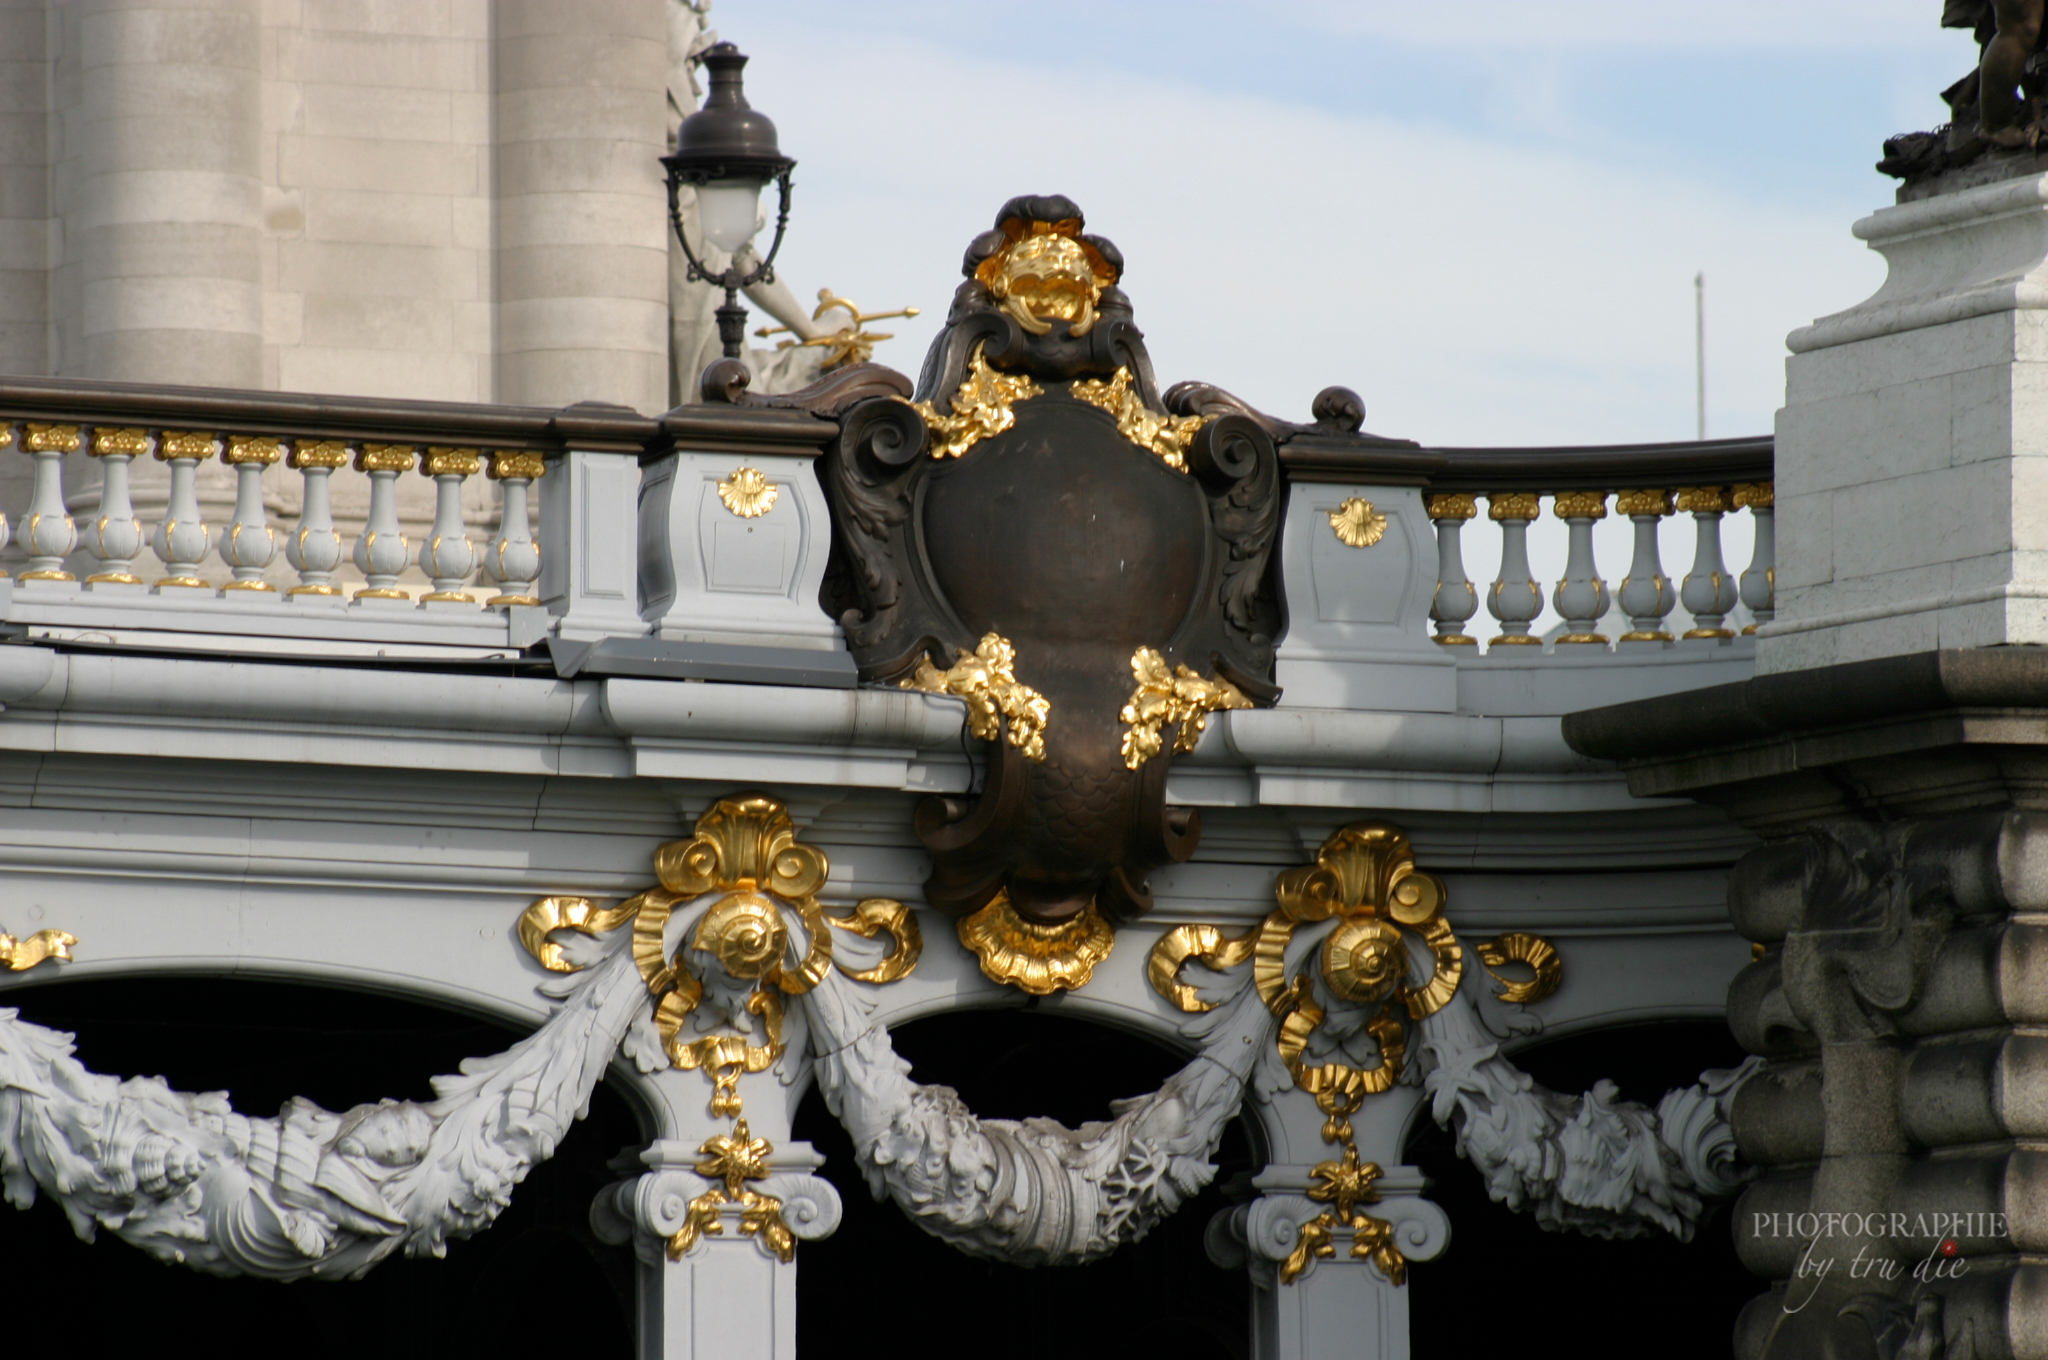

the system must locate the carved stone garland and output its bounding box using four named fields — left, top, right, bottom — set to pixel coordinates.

left=0, top=804, right=1756, bottom=1288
